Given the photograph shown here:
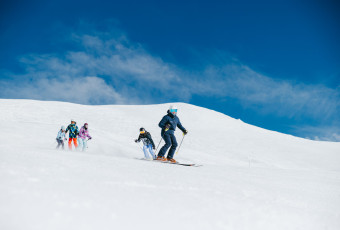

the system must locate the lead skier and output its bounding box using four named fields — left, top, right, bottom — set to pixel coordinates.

left=156, top=105, right=188, bottom=163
